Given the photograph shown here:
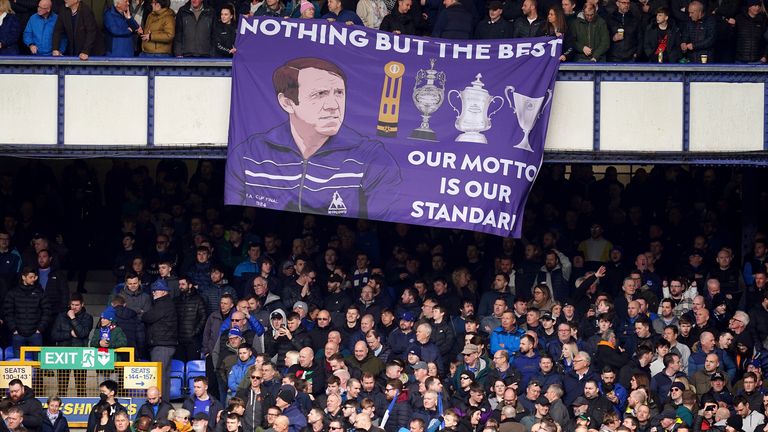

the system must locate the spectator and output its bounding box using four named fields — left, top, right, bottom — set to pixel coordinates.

left=4, top=379, right=44, bottom=432
left=474, top=1, right=514, bottom=39
left=356, top=0, right=388, bottom=28
left=572, top=2, right=610, bottom=61
left=112, top=272, right=152, bottom=317
left=182, top=377, right=223, bottom=424
left=175, top=276, right=206, bottom=362
left=431, top=0, right=473, bottom=39
left=90, top=306, right=128, bottom=349
left=142, top=279, right=178, bottom=401
left=4, top=267, right=51, bottom=358
left=173, top=0, right=212, bottom=57
left=211, top=4, right=235, bottom=58
left=512, top=0, right=545, bottom=38
left=254, top=0, right=291, bottom=16
left=136, top=387, right=173, bottom=423
left=103, top=0, right=140, bottom=56
left=86, top=380, right=126, bottom=432
left=680, top=0, right=716, bottom=62
left=51, top=293, right=93, bottom=396
left=541, top=5, right=571, bottom=61
left=0, top=0, right=21, bottom=55
left=41, top=396, right=69, bottom=432
left=379, top=0, right=416, bottom=34
left=734, top=0, right=767, bottom=63
left=606, top=0, right=642, bottom=61
left=322, top=0, right=363, bottom=25
left=3, top=406, right=26, bottom=432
